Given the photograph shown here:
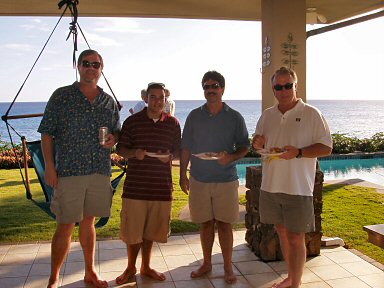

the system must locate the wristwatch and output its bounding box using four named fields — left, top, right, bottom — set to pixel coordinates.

left=296, top=148, right=303, bottom=158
